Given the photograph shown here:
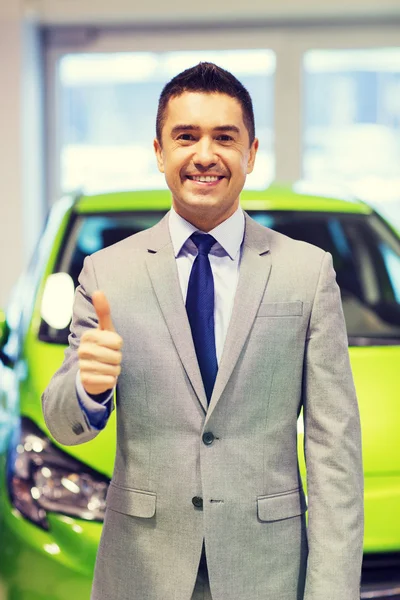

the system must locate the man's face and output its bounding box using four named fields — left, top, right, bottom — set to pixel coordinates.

left=154, top=92, right=258, bottom=231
